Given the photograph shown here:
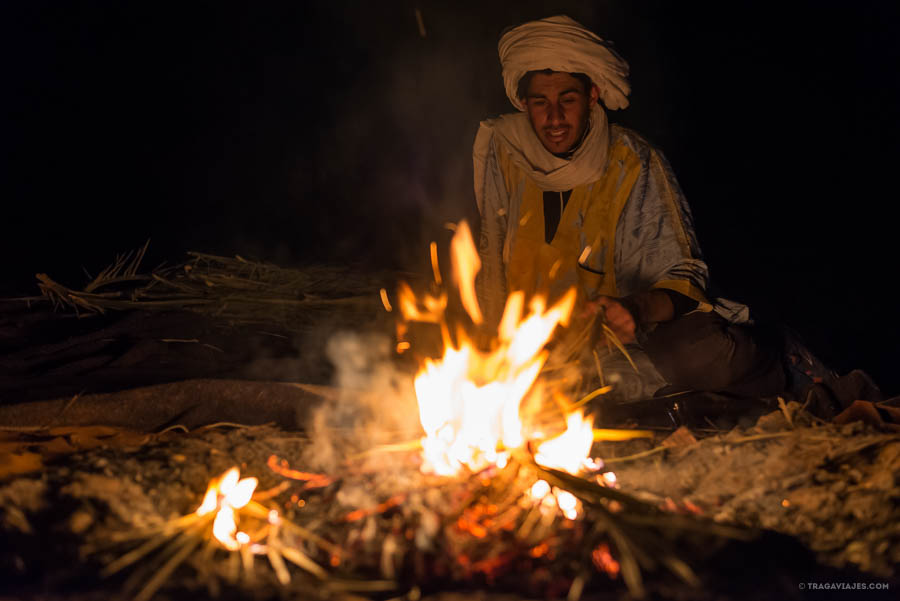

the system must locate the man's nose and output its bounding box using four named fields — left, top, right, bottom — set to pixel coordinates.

left=547, top=102, right=564, bottom=125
